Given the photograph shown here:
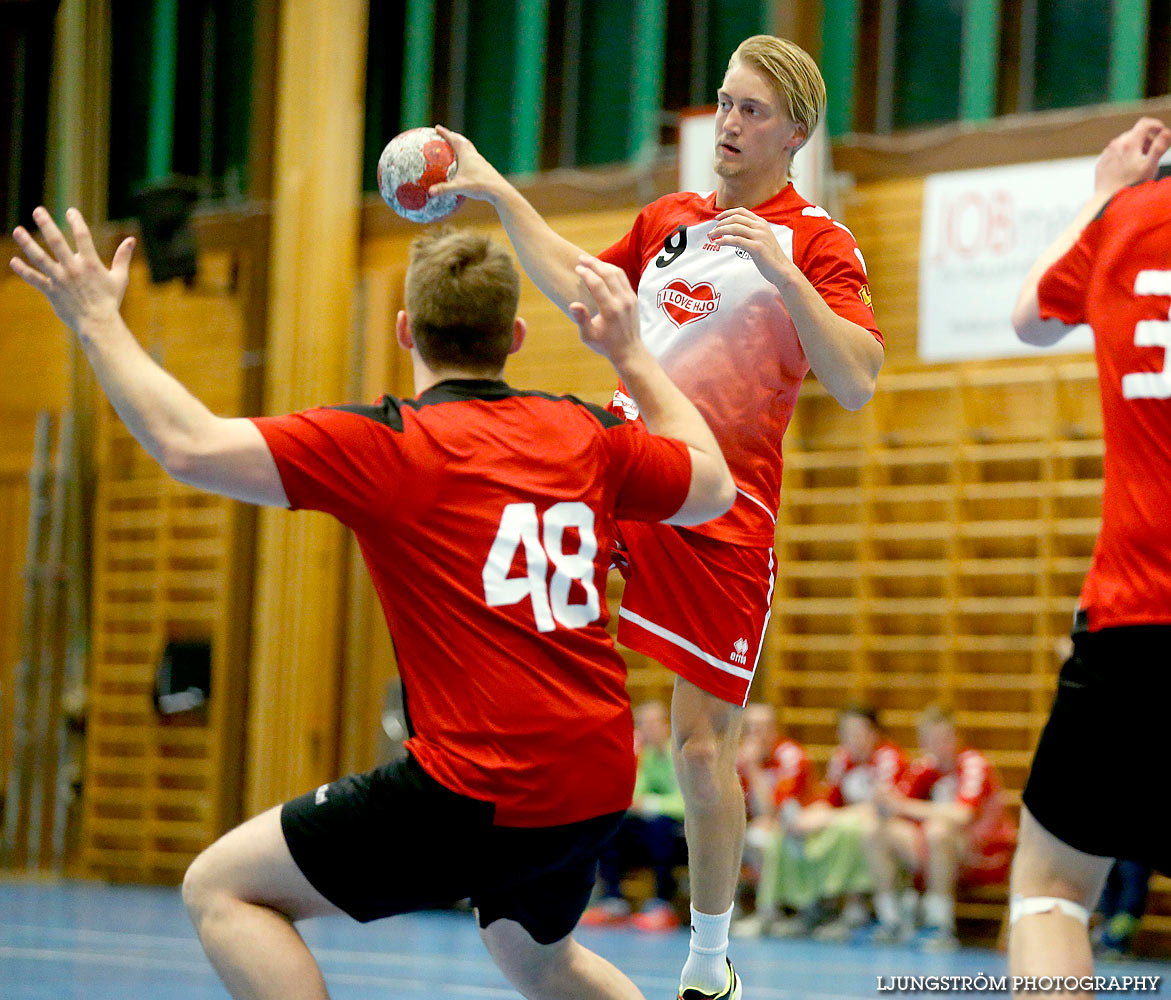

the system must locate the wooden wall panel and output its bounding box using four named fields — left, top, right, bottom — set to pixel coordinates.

left=82, top=252, right=255, bottom=881
left=245, top=0, right=369, bottom=814
left=0, top=258, right=72, bottom=864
